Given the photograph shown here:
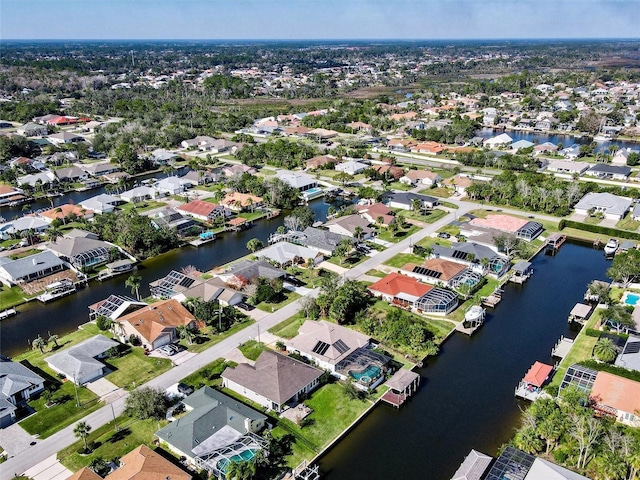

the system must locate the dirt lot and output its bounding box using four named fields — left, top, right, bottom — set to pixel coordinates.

left=19, top=270, right=79, bottom=296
